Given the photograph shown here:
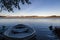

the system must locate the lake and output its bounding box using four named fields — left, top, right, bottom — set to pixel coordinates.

left=0, top=18, right=60, bottom=40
